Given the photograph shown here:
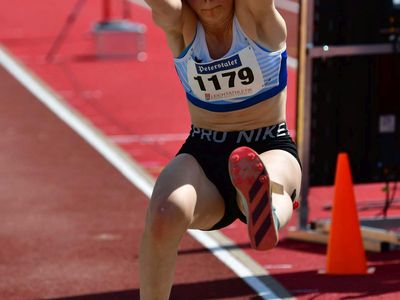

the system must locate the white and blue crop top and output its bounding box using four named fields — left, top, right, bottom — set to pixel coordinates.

left=173, top=16, right=287, bottom=112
